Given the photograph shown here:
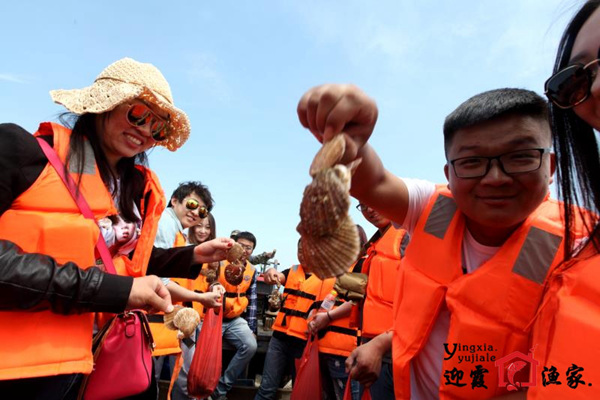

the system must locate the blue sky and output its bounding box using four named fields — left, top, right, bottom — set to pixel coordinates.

left=0, top=0, right=579, bottom=269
